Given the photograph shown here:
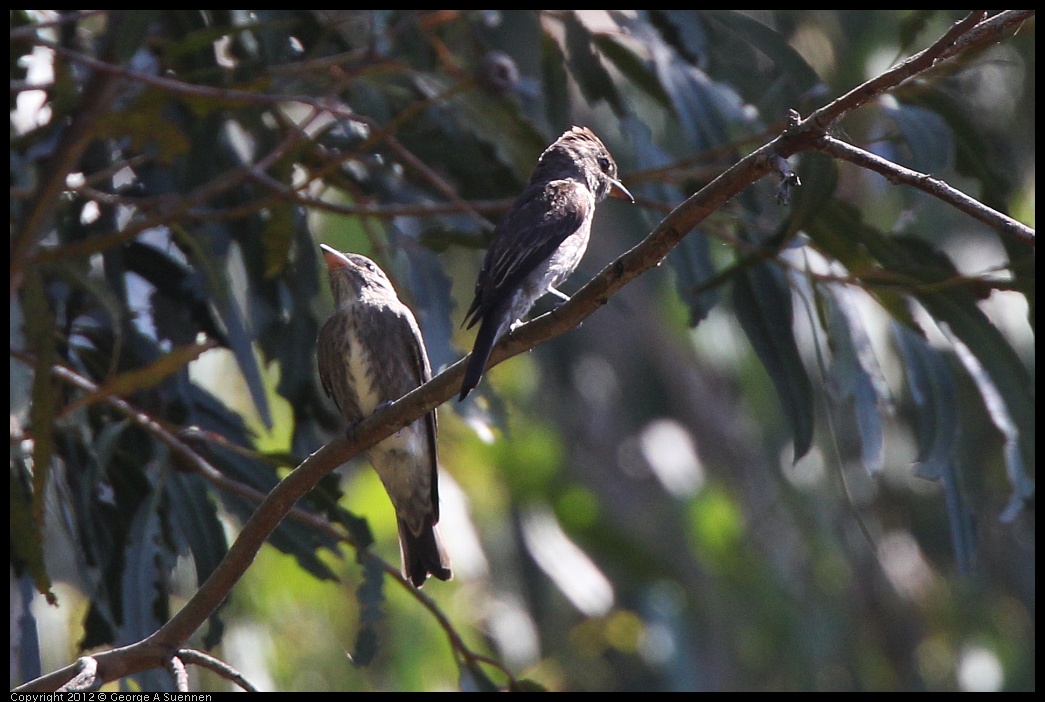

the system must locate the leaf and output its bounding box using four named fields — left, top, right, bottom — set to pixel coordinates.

left=121, top=448, right=176, bottom=691
left=733, top=261, right=815, bottom=461
left=891, top=322, right=958, bottom=480
left=824, top=284, right=893, bottom=474
left=541, top=32, right=571, bottom=131
left=781, top=152, right=838, bottom=241
left=350, top=554, right=386, bottom=667
left=623, top=115, right=720, bottom=325
left=110, top=11, right=163, bottom=63
left=22, top=270, right=57, bottom=532
left=167, top=472, right=231, bottom=648
left=867, top=235, right=1035, bottom=505
left=62, top=339, right=217, bottom=415
left=261, top=200, right=296, bottom=279
left=883, top=101, right=955, bottom=174
left=594, top=34, right=673, bottom=108
left=942, top=324, right=1035, bottom=522
left=182, top=383, right=343, bottom=579
left=10, top=462, right=56, bottom=604
left=815, top=202, right=1034, bottom=516
left=562, top=12, right=625, bottom=115
left=648, top=39, right=750, bottom=153
left=702, top=10, right=823, bottom=98
left=892, top=322, right=976, bottom=571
